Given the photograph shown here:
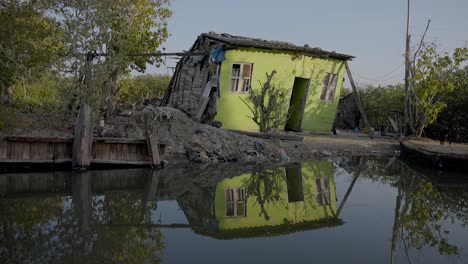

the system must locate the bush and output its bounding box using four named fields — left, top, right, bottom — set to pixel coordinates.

left=117, top=74, right=171, bottom=106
